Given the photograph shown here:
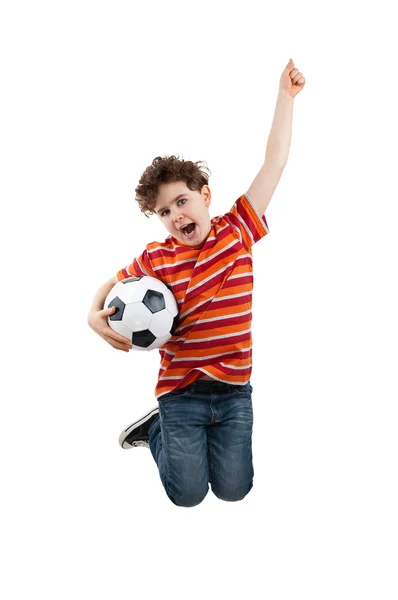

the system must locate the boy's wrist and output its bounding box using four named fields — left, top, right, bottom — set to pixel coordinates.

left=277, top=89, right=294, bottom=102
